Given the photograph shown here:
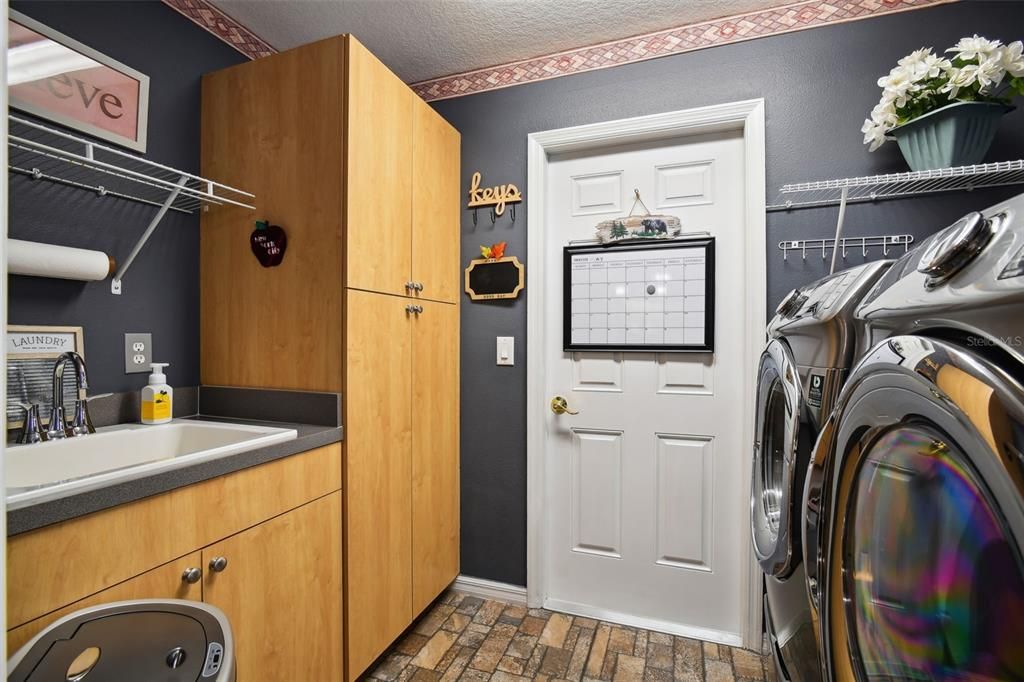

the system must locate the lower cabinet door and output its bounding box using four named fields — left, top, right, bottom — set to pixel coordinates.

left=411, top=300, right=460, bottom=614
left=345, top=289, right=414, bottom=680
left=7, top=552, right=203, bottom=654
left=203, top=492, right=343, bottom=682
